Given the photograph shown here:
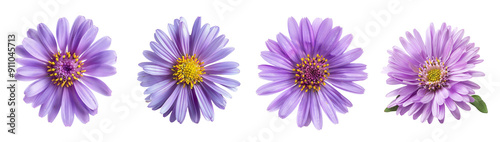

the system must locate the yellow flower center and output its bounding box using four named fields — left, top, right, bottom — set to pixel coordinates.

left=427, top=69, right=441, bottom=82
left=172, top=54, right=205, bottom=89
